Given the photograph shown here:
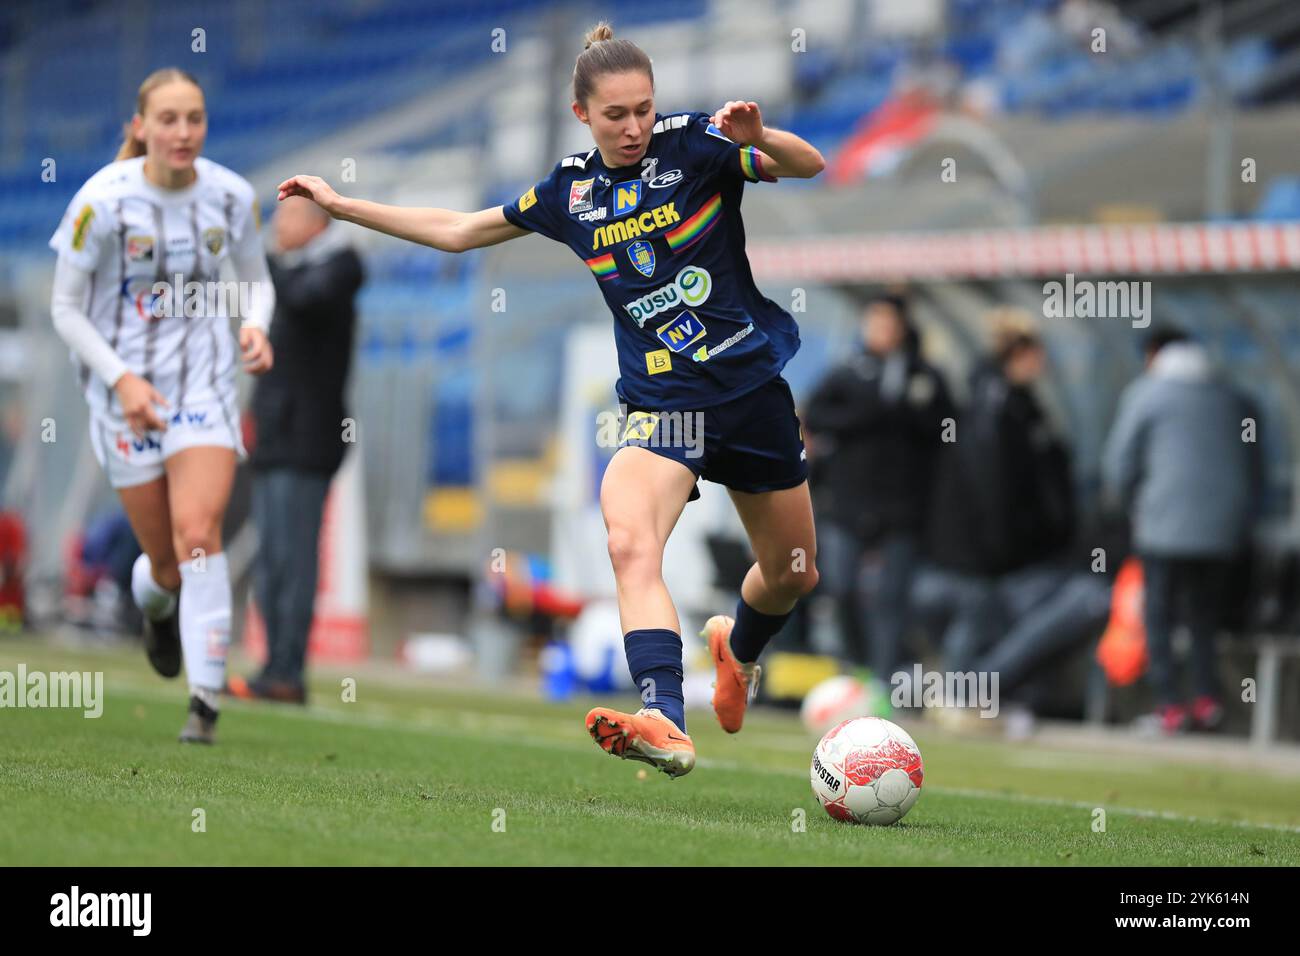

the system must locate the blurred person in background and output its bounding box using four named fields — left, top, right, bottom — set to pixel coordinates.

left=804, top=293, right=952, bottom=688
left=47, top=68, right=274, bottom=744
left=1103, top=326, right=1263, bottom=735
left=914, top=311, right=1080, bottom=707
left=226, top=196, right=364, bottom=704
